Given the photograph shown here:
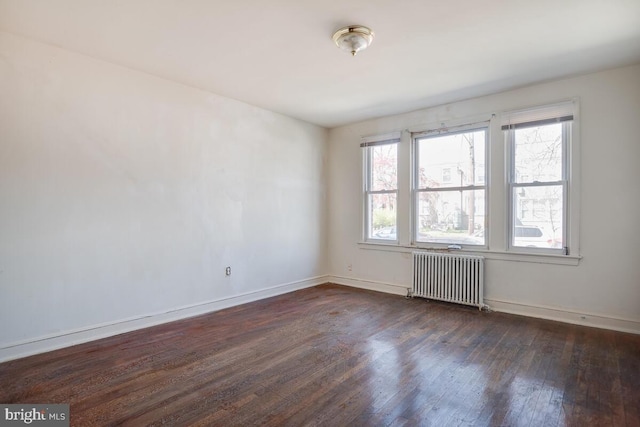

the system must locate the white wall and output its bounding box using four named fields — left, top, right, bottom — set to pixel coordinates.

left=328, top=64, right=640, bottom=333
left=0, top=32, right=328, bottom=359
left=1, top=31, right=638, bottom=363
